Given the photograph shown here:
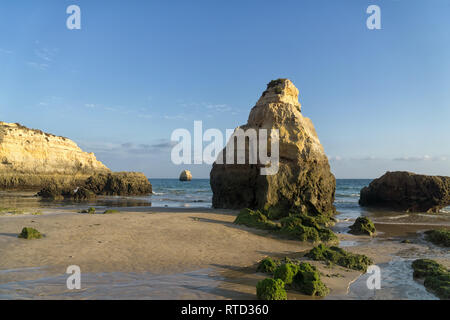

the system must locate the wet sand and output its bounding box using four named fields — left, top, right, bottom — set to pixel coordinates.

left=0, top=208, right=448, bottom=299
left=0, top=208, right=363, bottom=299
